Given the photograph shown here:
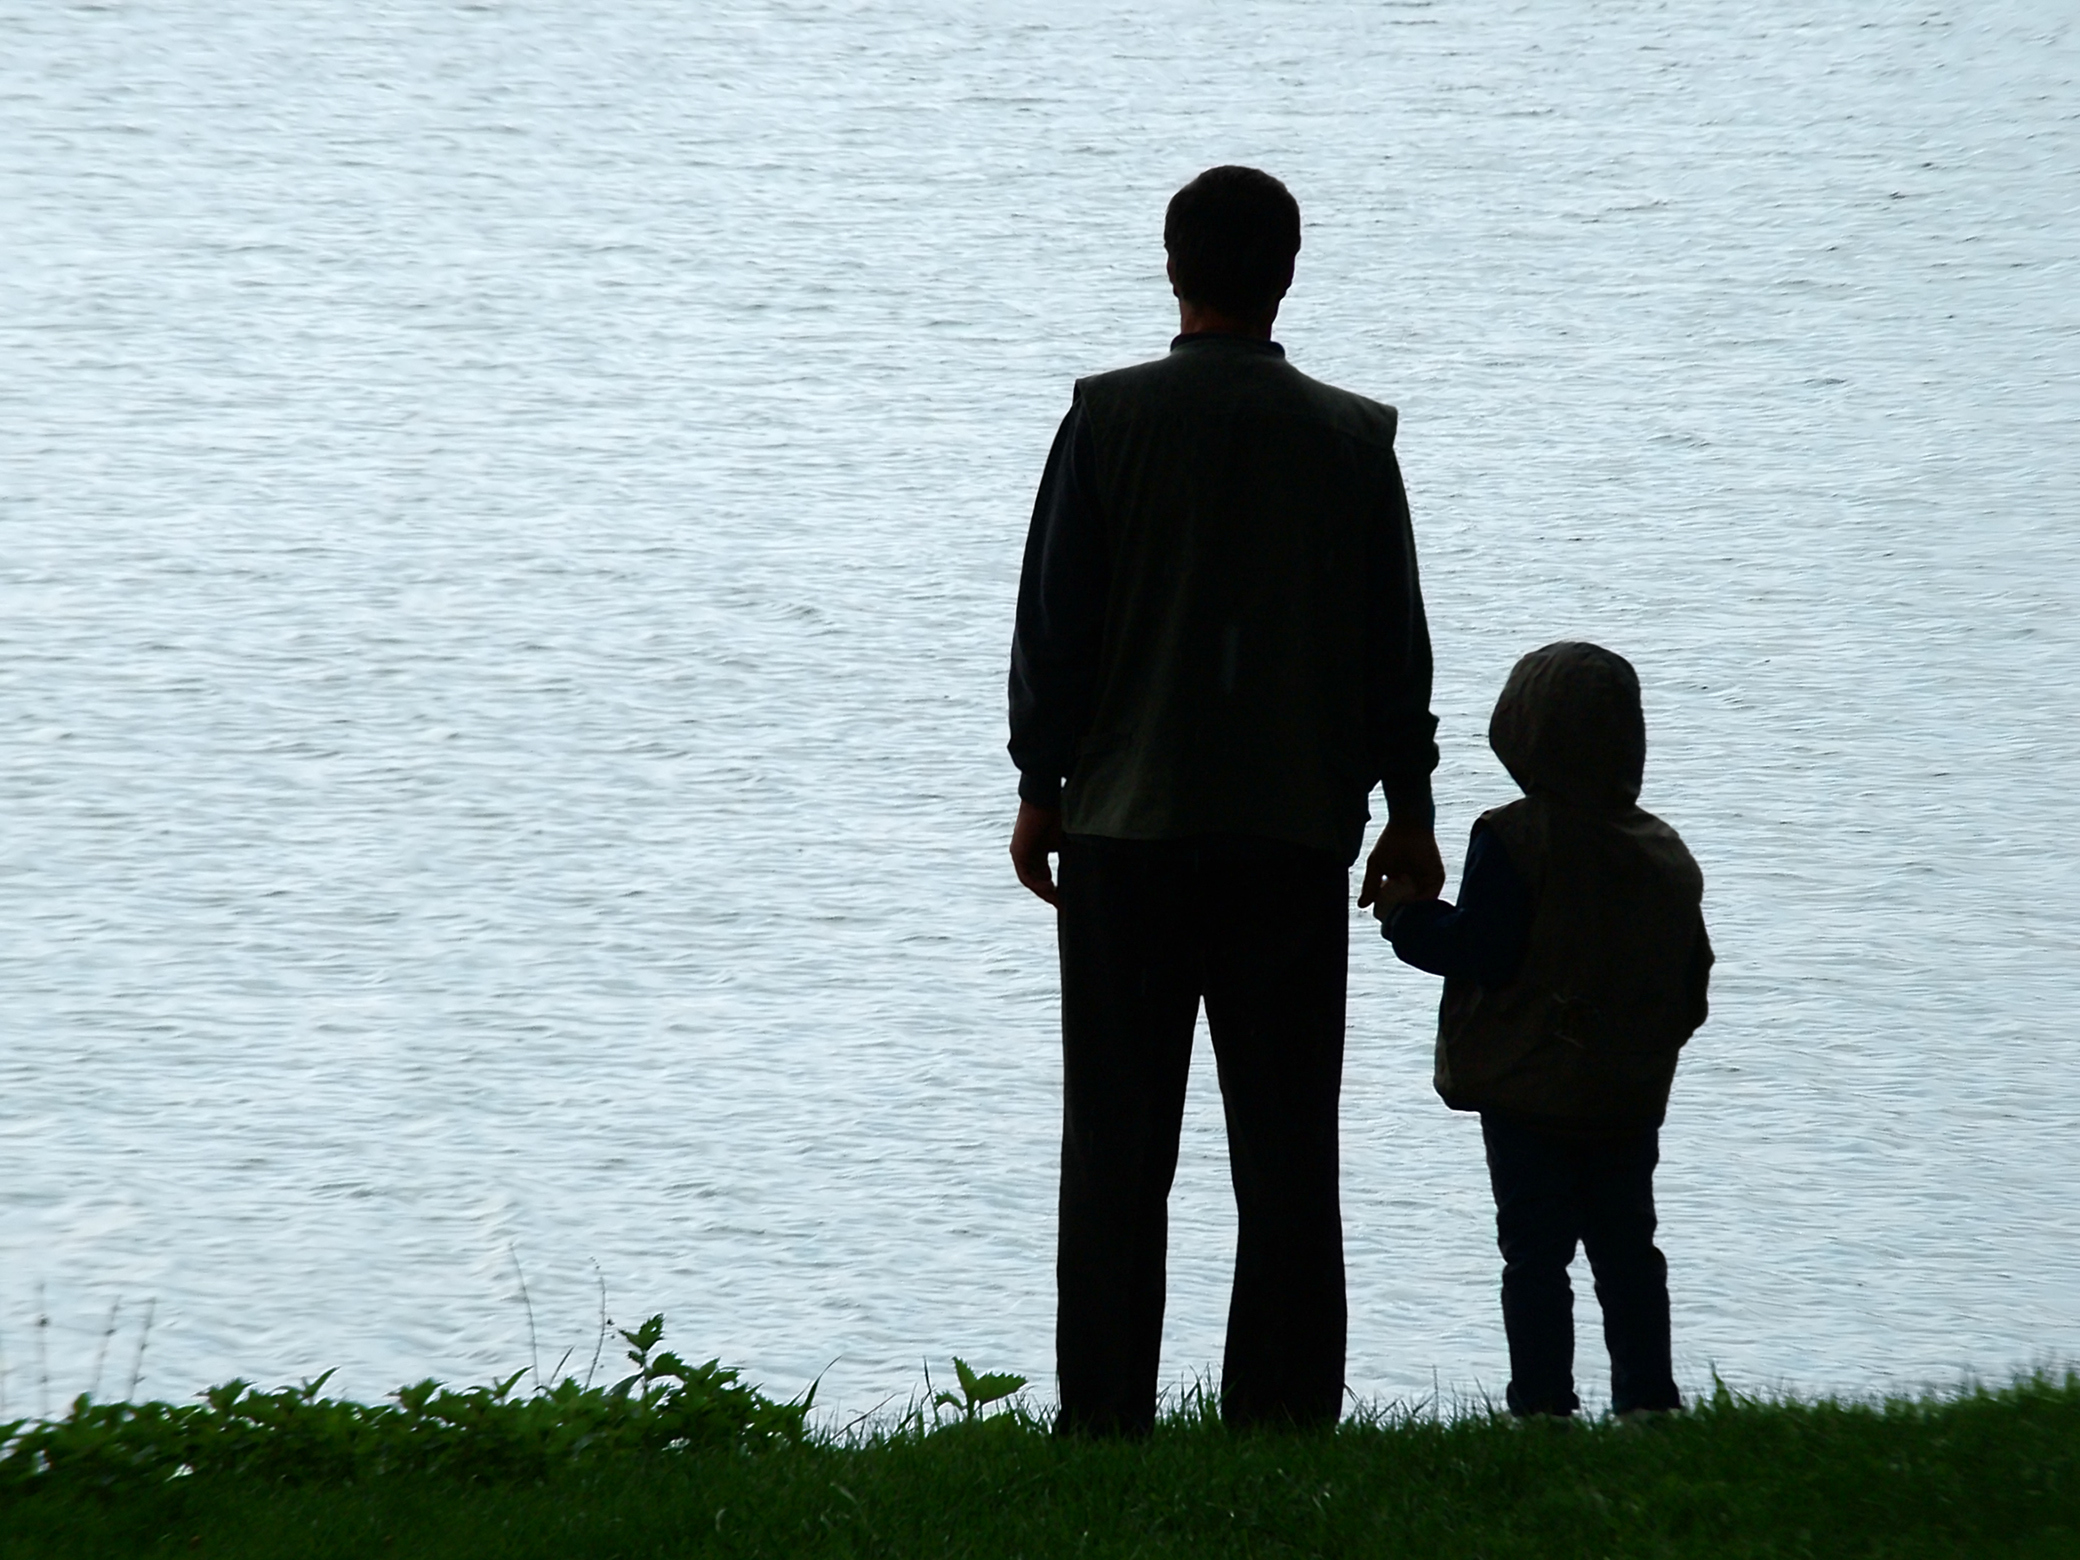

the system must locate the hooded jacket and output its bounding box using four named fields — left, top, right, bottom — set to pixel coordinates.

left=1433, top=642, right=1712, bottom=1131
